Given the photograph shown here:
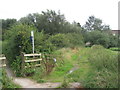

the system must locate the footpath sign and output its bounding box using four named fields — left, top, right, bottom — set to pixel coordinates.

left=31, top=31, right=34, bottom=53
